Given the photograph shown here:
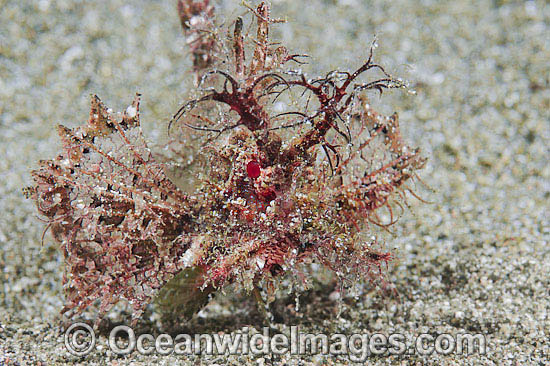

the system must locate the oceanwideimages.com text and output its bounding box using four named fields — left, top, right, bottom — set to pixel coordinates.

left=65, top=323, right=487, bottom=360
